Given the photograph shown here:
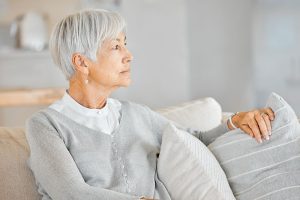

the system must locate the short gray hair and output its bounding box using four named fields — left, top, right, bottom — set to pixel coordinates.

left=49, top=9, right=126, bottom=80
